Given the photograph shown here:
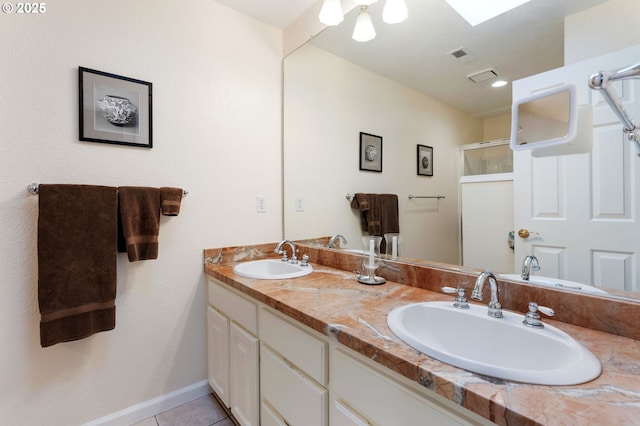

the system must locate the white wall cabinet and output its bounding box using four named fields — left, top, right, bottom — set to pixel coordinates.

left=207, top=280, right=259, bottom=426
left=207, top=278, right=492, bottom=426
